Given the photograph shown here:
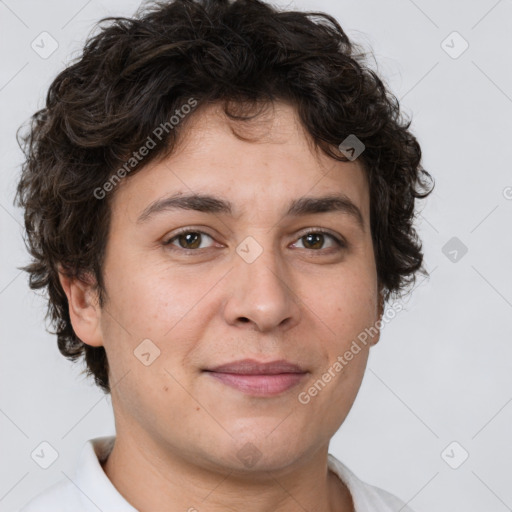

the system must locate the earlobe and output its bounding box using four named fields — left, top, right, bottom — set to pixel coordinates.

left=58, top=267, right=104, bottom=347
